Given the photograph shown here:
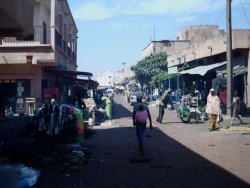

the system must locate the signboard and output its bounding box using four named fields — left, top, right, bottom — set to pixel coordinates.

left=17, top=86, right=24, bottom=92
left=168, top=66, right=178, bottom=74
